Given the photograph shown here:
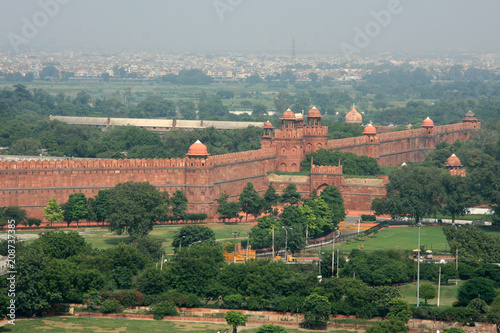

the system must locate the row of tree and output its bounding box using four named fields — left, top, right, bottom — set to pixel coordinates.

left=2, top=228, right=498, bottom=330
